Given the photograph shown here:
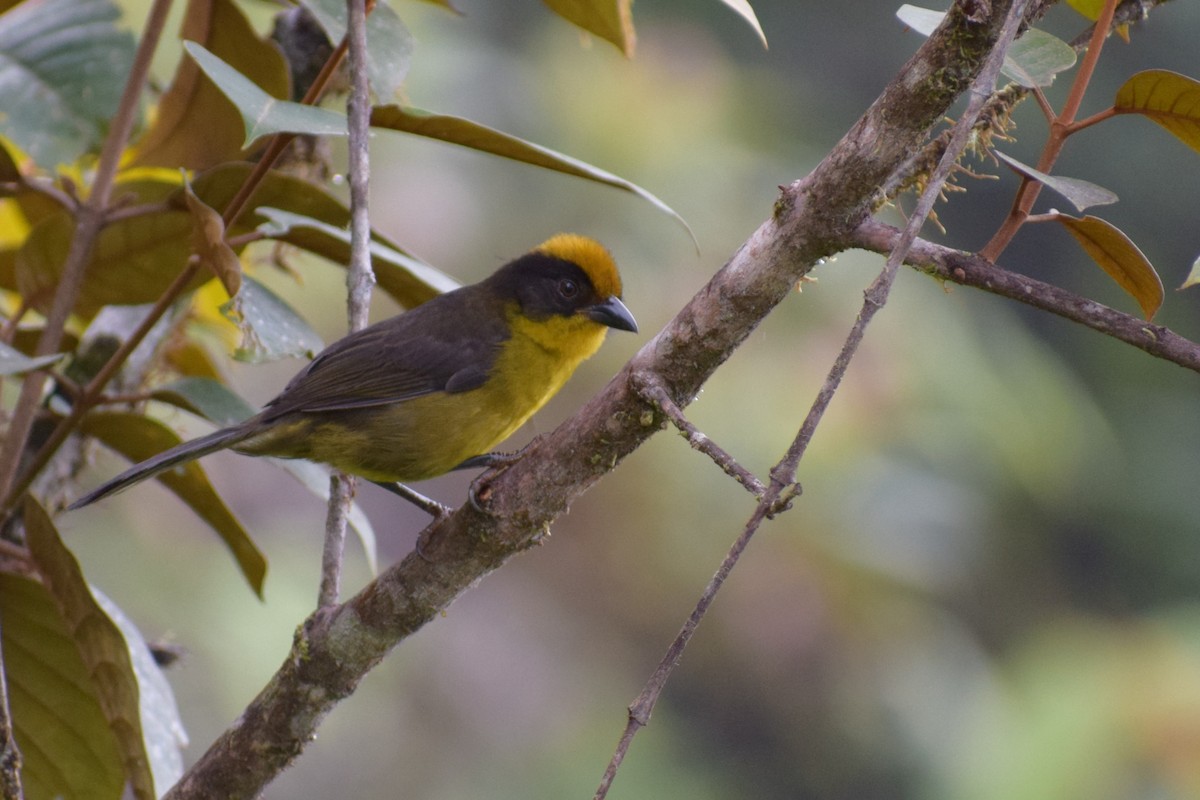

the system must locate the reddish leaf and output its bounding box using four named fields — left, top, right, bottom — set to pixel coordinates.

left=130, top=0, right=289, bottom=169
